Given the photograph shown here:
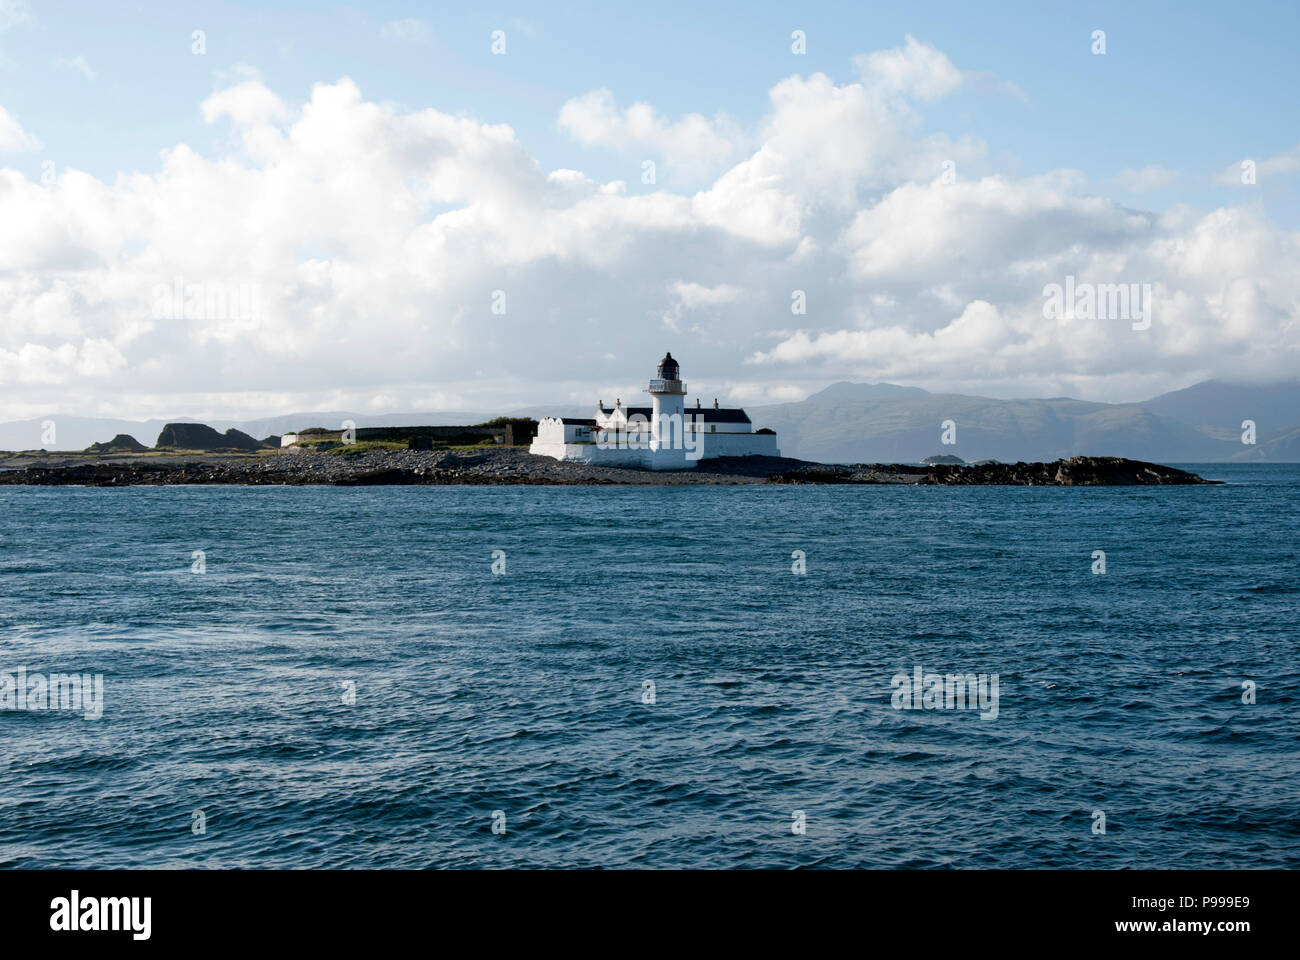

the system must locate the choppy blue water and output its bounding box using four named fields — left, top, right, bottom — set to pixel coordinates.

left=0, top=463, right=1297, bottom=869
